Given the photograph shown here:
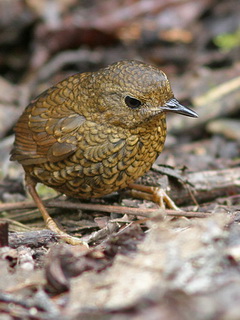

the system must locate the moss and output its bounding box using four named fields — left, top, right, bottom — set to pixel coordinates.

left=213, top=29, right=240, bottom=51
